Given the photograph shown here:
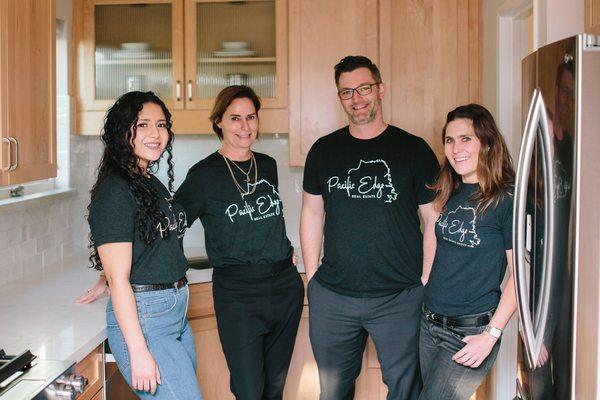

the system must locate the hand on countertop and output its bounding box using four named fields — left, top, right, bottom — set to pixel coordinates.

left=75, top=275, right=109, bottom=304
